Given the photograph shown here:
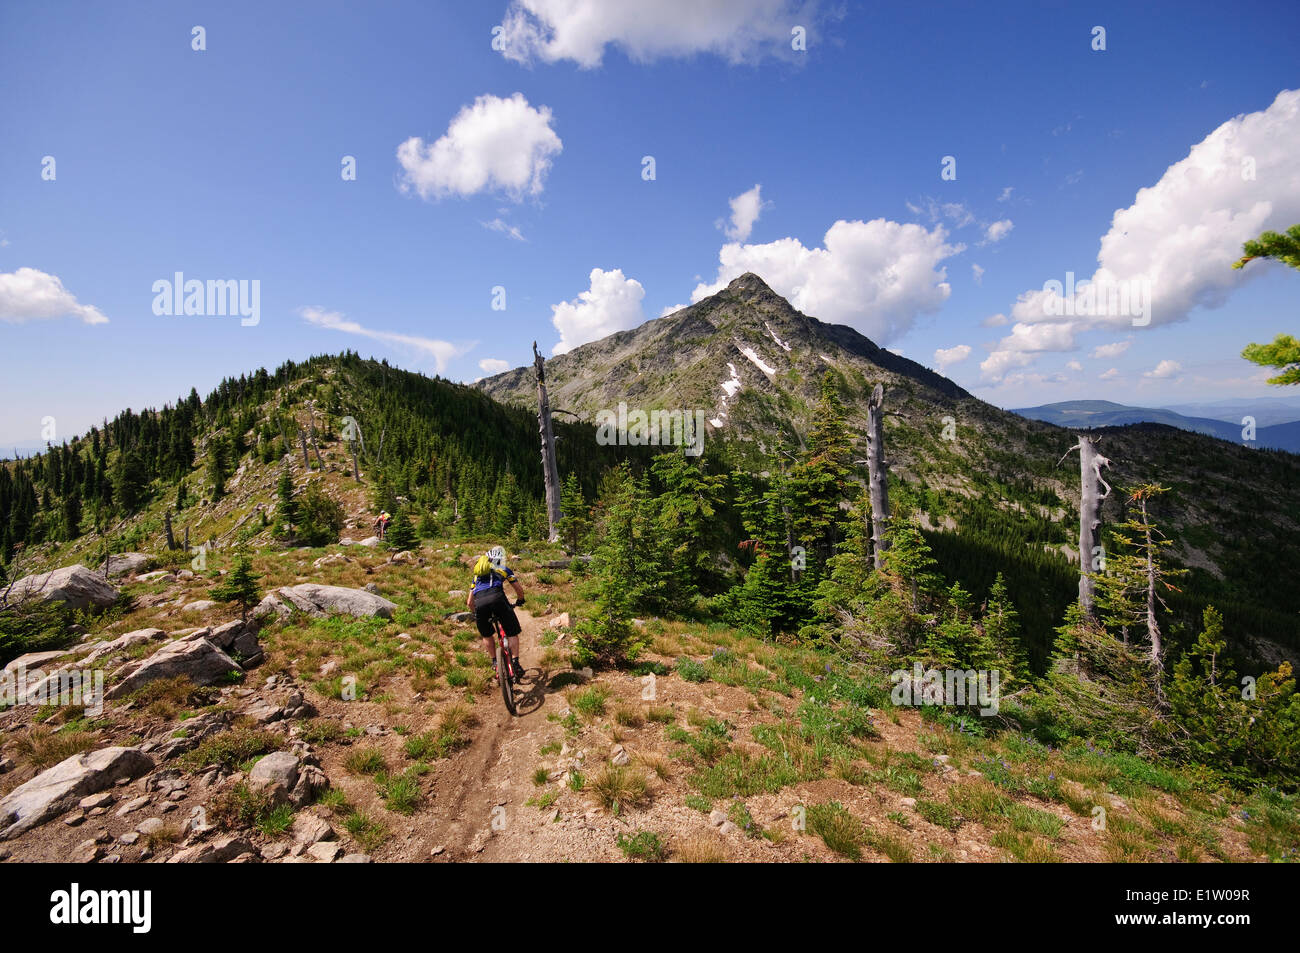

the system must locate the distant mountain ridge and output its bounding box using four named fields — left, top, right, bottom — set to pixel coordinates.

left=1011, top=399, right=1300, bottom=453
